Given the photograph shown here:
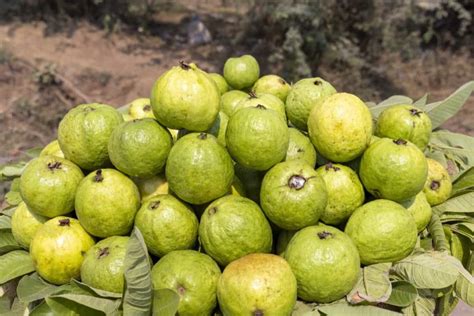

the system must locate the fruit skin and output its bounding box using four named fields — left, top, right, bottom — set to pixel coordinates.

left=217, top=253, right=297, bottom=316
left=199, top=195, right=273, bottom=266
left=285, top=77, right=336, bottom=131
left=260, top=160, right=328, bottom=230
left=80, top=236, right=129, bottom=293
left=20, top=155, right=84, bottom=217
left=11, top=202, right=47, bottom=249
left=204, top=111, right=228, bottom=147
left=30, top=216, right=95, bottom=285
left=134, top=194, right=198, bottom=257
left=151, top=250, right=221, bottom=316
left=209, top=73, right=229, bottom=95
left=401, top=191, right=432, bottom=232
left=220, top=90, right=248, bottom=117
left=284, top=224, right=360, bottom=303
left=308, top=93, right=373, bottom=162
left=75, top=169, right=141, bottom=237
left=360, top=138, right=428, bottom=202
left=423, top=158, right=452, bottom=206
left=226, top=106, right=289, bottom=171
left=375, top=105, right=432, bottom=150
left=133, top=173, right=170, bottom=201
left=166, top=133, right=234, bottom=205
left=285, top=128, right=317, bottom=167
left=234, top=92, right=287, bottom=122
left=58, top=103, right=124, bottom=170
left=252, top=74, right=291, bottom=102
left=223, top=55, right=260, bottom=89
left=315, top=163, right=365, bottom=225
left=151, top=62, right=220, bottom=131
left=40, top=140, right=64, bottom=158
left=128, top=98, right=155, bottom=119
left=108, top=118, right=173, bottom=178
left=345, top=199, right=418, bottom=265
